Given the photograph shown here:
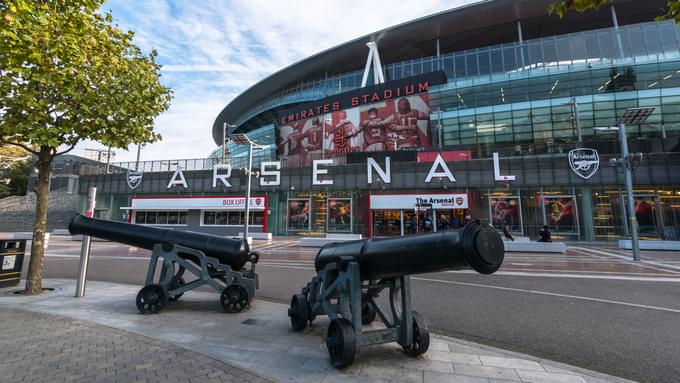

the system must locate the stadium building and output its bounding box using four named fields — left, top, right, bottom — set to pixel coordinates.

left=79, top=0, right=680, bottom=241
